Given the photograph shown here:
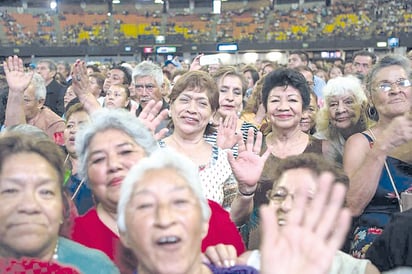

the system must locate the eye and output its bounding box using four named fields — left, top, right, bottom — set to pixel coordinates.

left=220, top=88, right=228, bottom=93
left=0, top=188, right=19, bottom=195
left=329, top=102, right=338, bottom=108
left=173, top=198, right=190, bottom=207
left=90, top=156, right=105, bottom=164
left=119, top=149, right=134, bottom=156
left=39, top=189, right=55, bottom=198
left=234, top=89, right=242, bottom=96
left=136, top=203, right=154, bottom=210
